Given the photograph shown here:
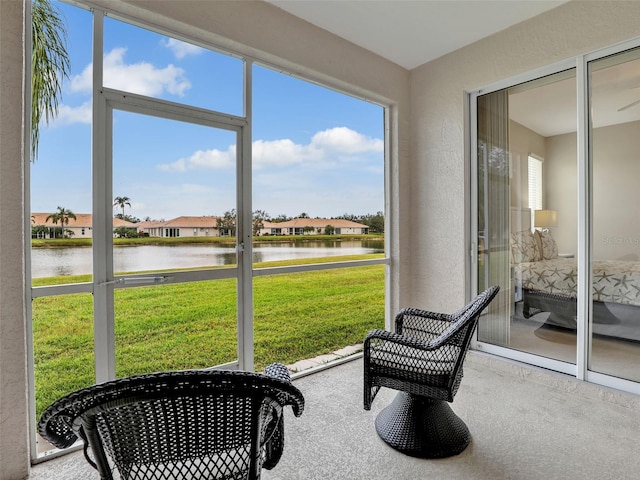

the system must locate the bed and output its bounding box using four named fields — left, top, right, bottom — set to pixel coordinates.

left=511, top=228, right=640, bottom=342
